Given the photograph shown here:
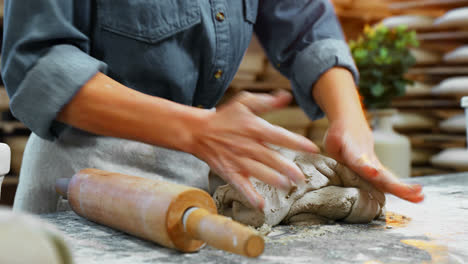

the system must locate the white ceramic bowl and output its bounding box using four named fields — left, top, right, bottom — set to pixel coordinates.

left=0, top=143, right=11, bottom=176
left=380, top=15, right=435, bottom=30
left=431, top=148, right=468, bottom=171
left=434, top=7, right=468, bottom=28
